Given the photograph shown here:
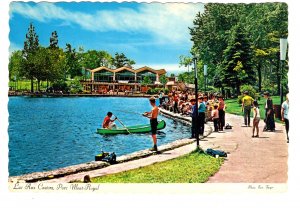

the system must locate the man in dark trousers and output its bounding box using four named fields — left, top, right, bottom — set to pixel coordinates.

left=198, top=96, right=206, bottom=136
left=242, top=91, right=254, bottom=126
left=263, top=91, right=275, bottom=131
left=189, top=99, right=197, bottom=138
left=144, top=97, right=159, bottom=151
left=217, top=96, right=226, bottom=131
